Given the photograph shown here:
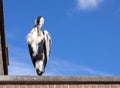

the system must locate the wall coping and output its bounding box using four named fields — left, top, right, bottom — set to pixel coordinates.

left=0, top=76, right=120, bottom=84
